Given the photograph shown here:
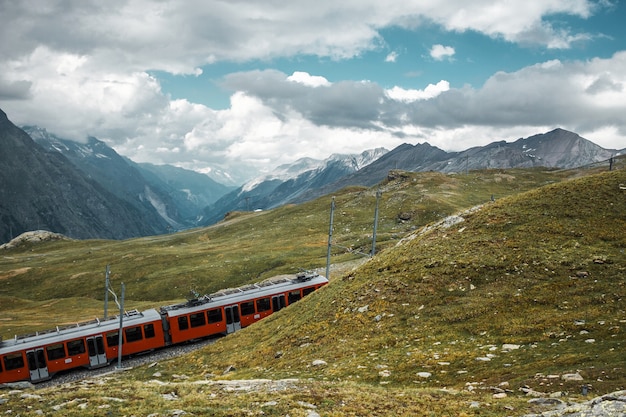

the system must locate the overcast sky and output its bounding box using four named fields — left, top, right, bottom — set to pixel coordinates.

left=1, top=1, right=624, bottom=184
